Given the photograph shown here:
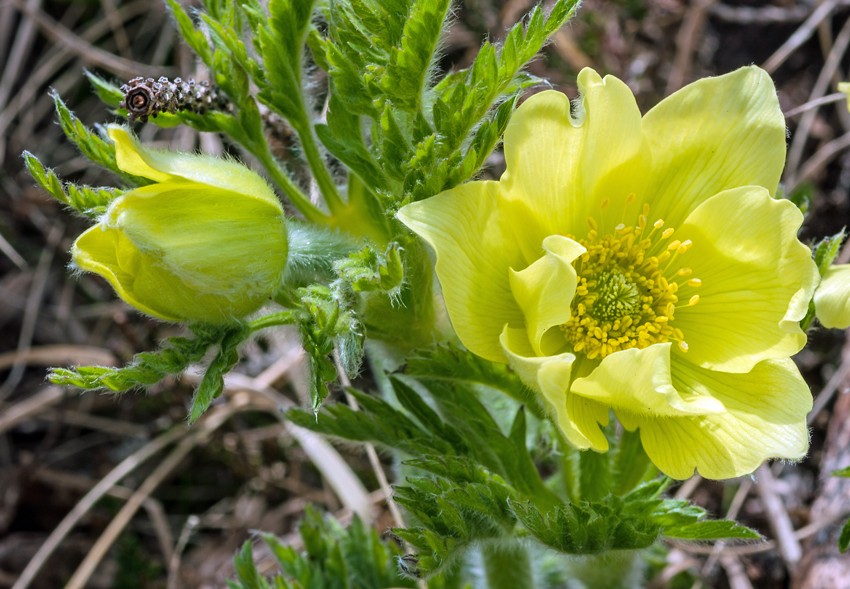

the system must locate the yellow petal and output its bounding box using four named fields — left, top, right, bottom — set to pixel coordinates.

left=571, top=343, right=725, bottom=417
left=73, top=182, right=287, bottom=324
left=73, top=223, right=177, bottom=321
left=674, top=186, right=818, bottom=372
left=509, top=235, right=585, bottom=356
left=814, top=264, right=850, bottom=328
left=108, top=125, right=173, bottom=182
left=397, top=182, right=531, bottom=362
left=642, top=67, right=786, bottom=228
left=73, top=223, right=246, bottom=322
left=500, top=325, right=608, bottom=450
left=500, top=70, right=648, bottom=236
left=625, top=358, right=811, bottom=480
left=107, top=182, right=287, bottom=297
left=107, top=125, right=279, bottom=207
